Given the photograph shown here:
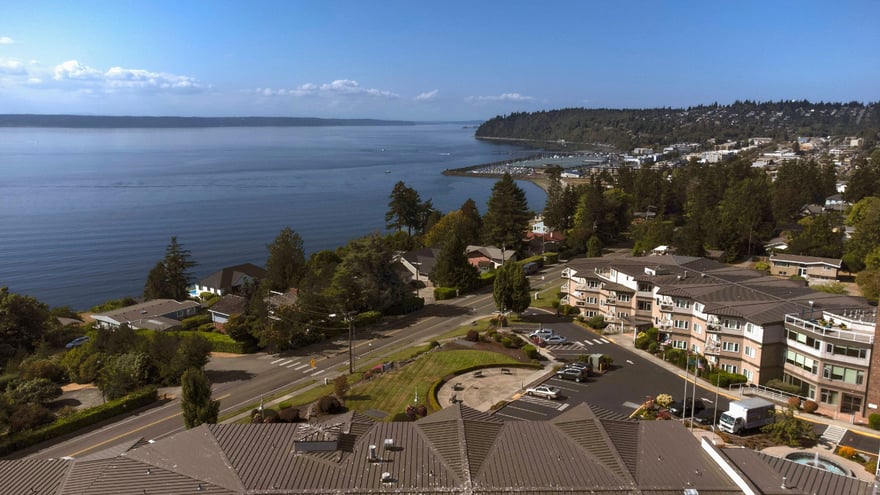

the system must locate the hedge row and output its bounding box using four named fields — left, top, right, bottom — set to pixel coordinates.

left=0, top=387, right=158, bottom=457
